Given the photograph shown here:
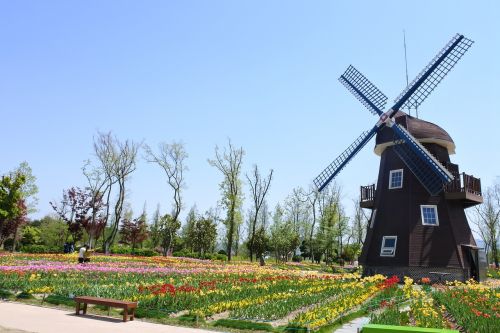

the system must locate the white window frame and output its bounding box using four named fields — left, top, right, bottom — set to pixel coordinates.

left=388, top=169, right=404, bottom=189
left=380, top=236, right=397, bottom=257
left=420, top=205, right=439, bottom=226
left=370, top=209, right=377, bottom=228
